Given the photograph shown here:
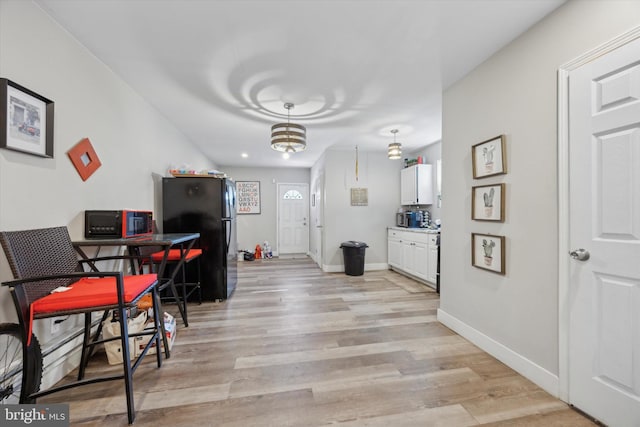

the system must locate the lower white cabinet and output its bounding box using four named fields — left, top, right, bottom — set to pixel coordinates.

left=427, top=234, right=438, bottom=284
left=388, top=234, right=403, bottom=268
left=388, top=228, right=438, bottom=285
